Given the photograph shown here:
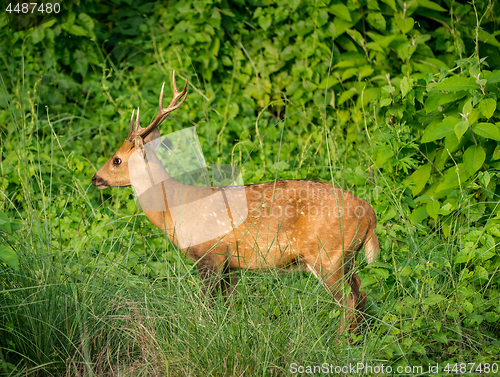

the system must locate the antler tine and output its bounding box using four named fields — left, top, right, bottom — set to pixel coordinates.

left=136, top=71, right=188, bottom=138
left=134, top=107, right=141, bottom=132
left=158, top=82, right=165, bottom=113
left=166, top=70, right=188, bottom=112
left=127, top=109, right=135, bottom=139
